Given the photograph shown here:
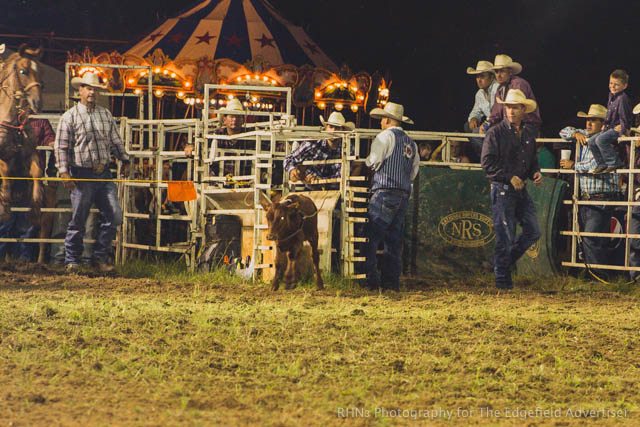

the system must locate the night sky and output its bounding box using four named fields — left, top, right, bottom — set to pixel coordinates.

left=3, top=0, right=640, bottom=136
